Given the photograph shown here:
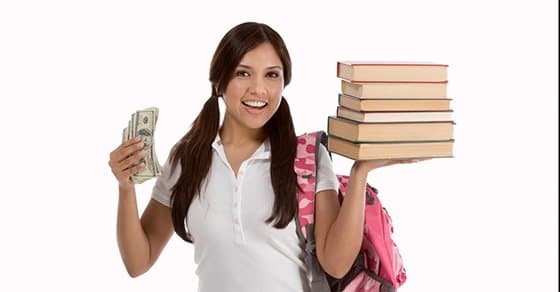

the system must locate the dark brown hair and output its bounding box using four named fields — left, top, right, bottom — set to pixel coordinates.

left=169, top=22, right=297, bottom=242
